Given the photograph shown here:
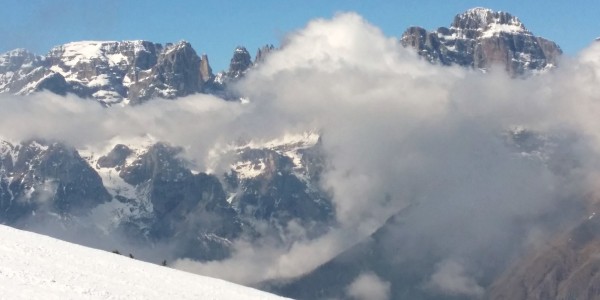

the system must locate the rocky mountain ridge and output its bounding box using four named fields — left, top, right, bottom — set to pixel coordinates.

left=401, top=7, right=562, bottom=75
left=0, top=41, right=274, bottom=105
left=0, top=131, right=333, bottom=262
left=0, top=8, right=563, bottom=105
